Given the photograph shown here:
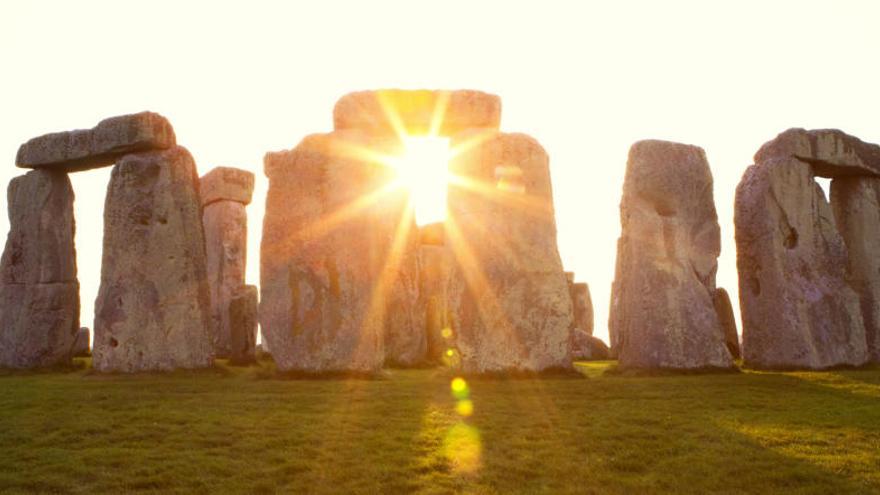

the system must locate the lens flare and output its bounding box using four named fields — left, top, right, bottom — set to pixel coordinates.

left=441, top=327, right=453, bottom=340
left=443, top=423, right=482, bottom=474
left=451, top=377, right=469, bottom=400
left=455, top=399, right=474, bottom=417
